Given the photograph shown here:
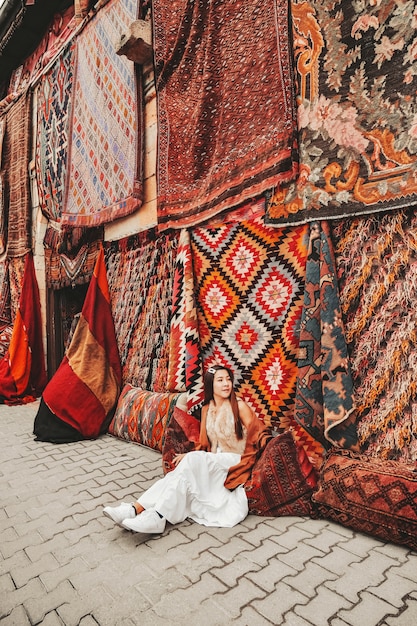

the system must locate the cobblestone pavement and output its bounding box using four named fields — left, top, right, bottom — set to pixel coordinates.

left=1, top=402, right=417, bottom=626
